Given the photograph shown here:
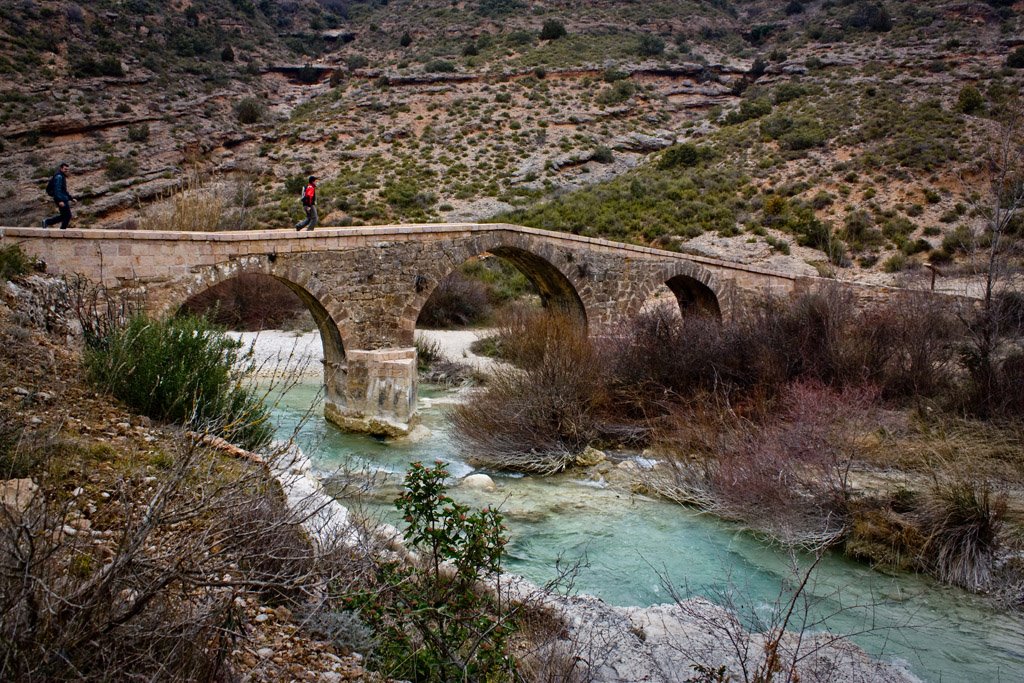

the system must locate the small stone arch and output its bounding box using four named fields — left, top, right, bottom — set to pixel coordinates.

left=403, top=234, right=589, bottom=339
left=633, top=260, right=728, bottom=322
